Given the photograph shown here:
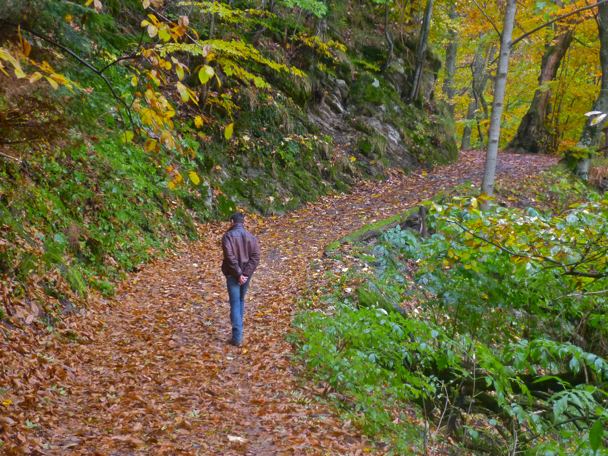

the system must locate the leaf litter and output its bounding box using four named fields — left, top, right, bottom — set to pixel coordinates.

left=0, top=151, right=557, bottom=455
